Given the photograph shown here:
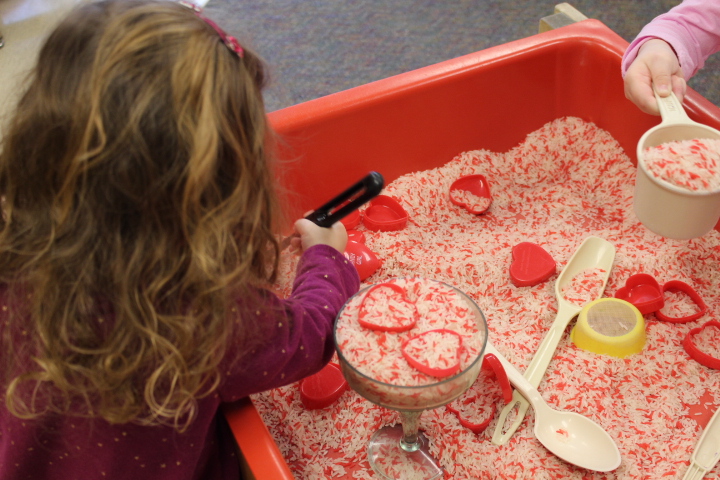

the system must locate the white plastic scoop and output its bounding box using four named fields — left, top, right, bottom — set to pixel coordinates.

left=492, top=236, right=615, bottom=445
left=634, top=90, right=720, bottom=239
left=682, top=406, right=720, bottom=480
left=483, top=342, right=621, bottom=472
